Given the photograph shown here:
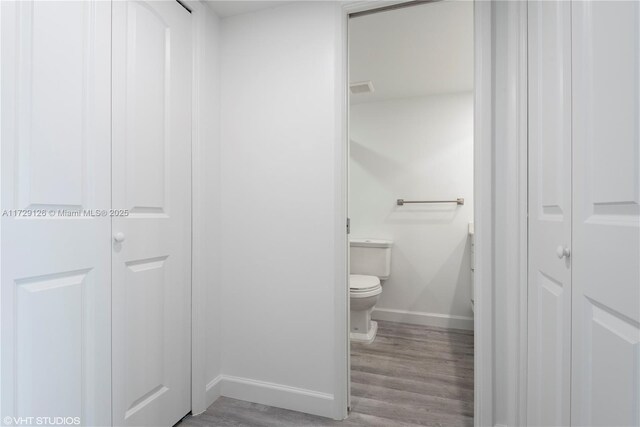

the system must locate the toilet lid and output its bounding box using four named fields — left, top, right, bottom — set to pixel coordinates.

left=350, top=274, right=381, bottom=291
